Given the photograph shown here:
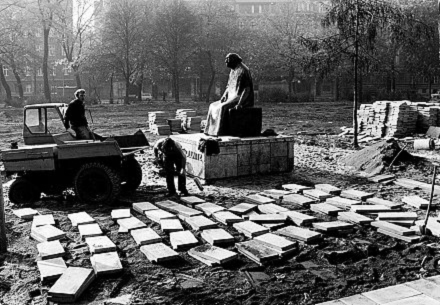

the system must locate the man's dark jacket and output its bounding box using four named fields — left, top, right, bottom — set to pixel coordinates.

left=64, top=99, right=88, bottom=129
